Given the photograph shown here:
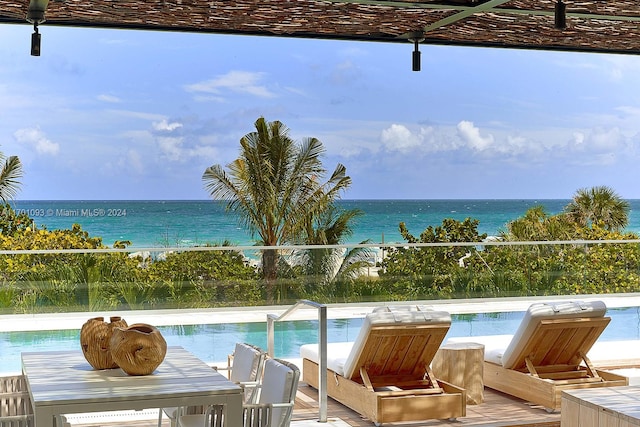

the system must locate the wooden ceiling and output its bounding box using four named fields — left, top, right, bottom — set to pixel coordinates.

left=2, top=0, right=640, bottom=55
